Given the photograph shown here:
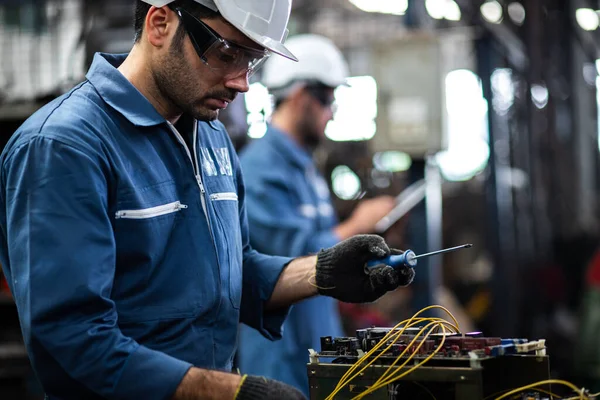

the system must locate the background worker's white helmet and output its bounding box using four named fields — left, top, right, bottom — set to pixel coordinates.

left=261, top=34, right=349, bottom=90
left=141, top=0, right=297, bottom=61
